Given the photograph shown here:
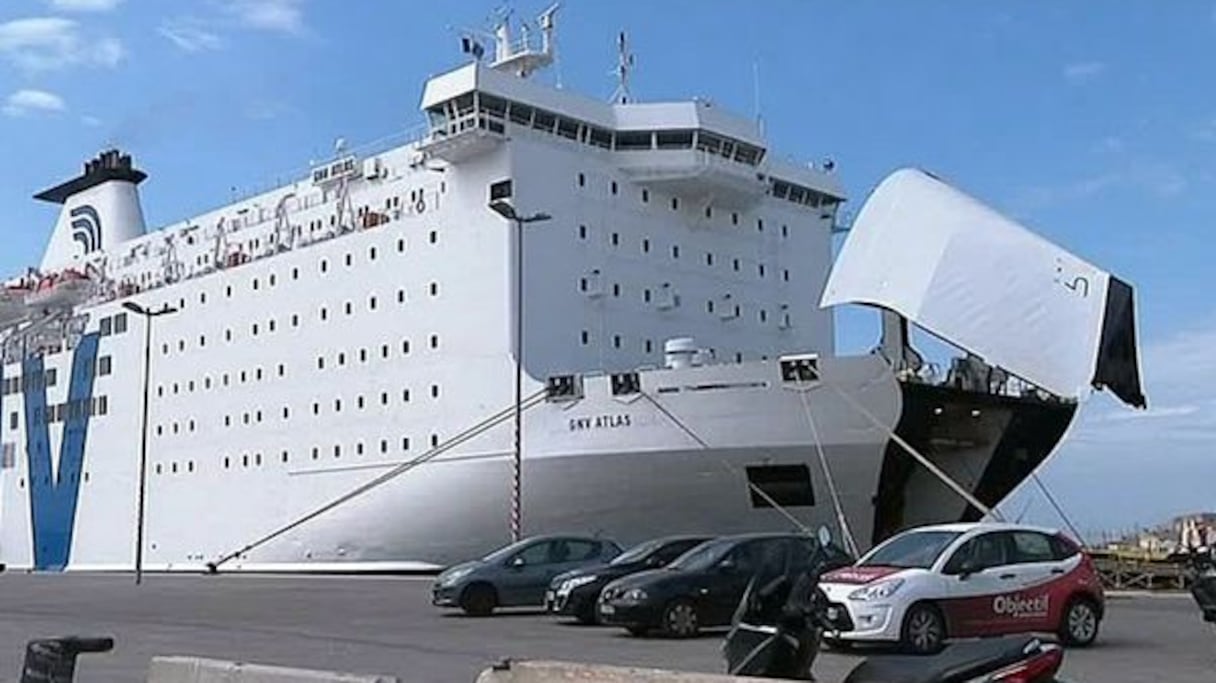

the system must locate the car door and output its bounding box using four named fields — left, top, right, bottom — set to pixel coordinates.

left=496, top=540, right=555, bottom=606
left=700, top=540, right=765, bottom=625
left=1004, top=531, right=1065, bottom=631
left=940, top=531, right=1020, bottom=636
